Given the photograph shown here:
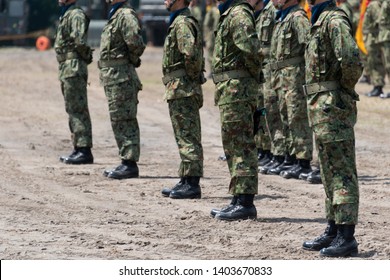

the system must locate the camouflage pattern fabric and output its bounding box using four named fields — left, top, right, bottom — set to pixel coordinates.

left=54, top=5, right=92, bottom=149
left=305, top=1, right=363, bottom=224
left=212, top=0, right=262, bottom=195
left=168, top=95, right=204, bottom=177
left=254, top=8, right=272, bottom=152
left=338, top=1, right=358, bottom=36
left=203, top=5, right=219, bottom=73
left=162, top=8, right=204, bottom=177
left=103, top=81, right=140, bottom=161
left=258, top=2, right=285, bottom=156
left=378, top=0, right=390, bottom=78
left=162, top=8, right=204, bottom=100
left=270, top=5, right=313, bottom=160
left=363, top=0, right=385, bottom=87
left=319, top=140, right=359, bottom=225
left=99, top=3, right=145, bottom=161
